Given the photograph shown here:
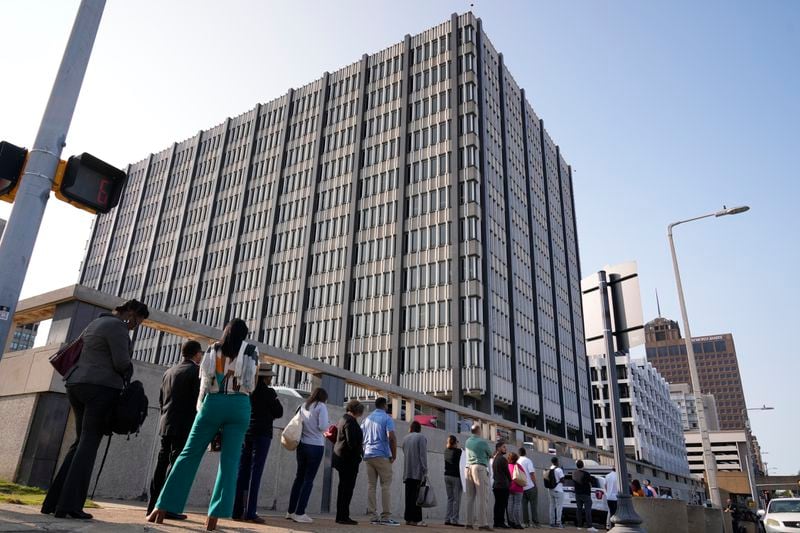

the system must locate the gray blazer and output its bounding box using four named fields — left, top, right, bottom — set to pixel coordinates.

left=402, top=431, right=428, bottom=481
left=66, top=313, right=132, bottom=390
